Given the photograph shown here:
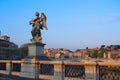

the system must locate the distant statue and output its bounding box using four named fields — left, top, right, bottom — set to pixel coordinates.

left=29, top=12, right=48, bottom=43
